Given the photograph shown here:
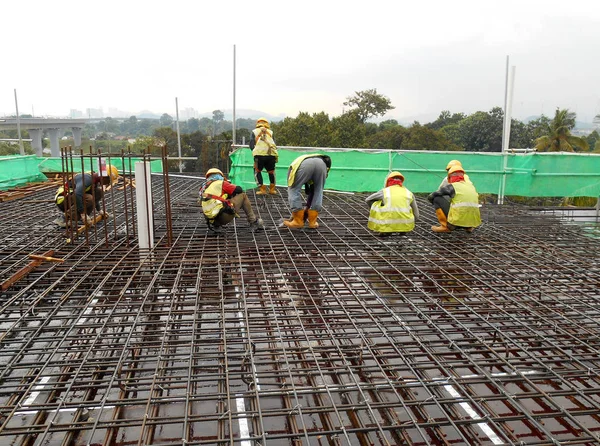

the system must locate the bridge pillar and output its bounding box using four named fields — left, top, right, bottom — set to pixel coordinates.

left=28, top=128, right=43, bottom=156
left=48, top=128, right=61, bottom=157
left=72, top=127, right=83, bottom=147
